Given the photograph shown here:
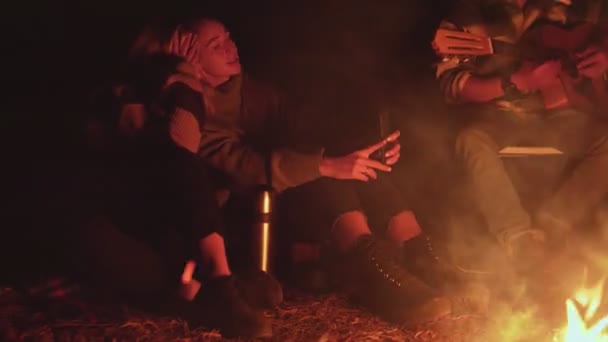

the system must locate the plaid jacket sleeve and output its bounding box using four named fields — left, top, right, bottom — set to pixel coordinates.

left=434, top=20, right=476, bottom=104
